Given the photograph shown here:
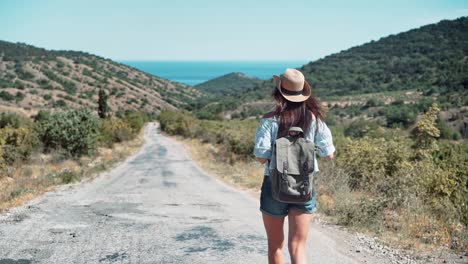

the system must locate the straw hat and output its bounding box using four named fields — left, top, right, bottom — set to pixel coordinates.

left=273, top=68, right=311, bottom=102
